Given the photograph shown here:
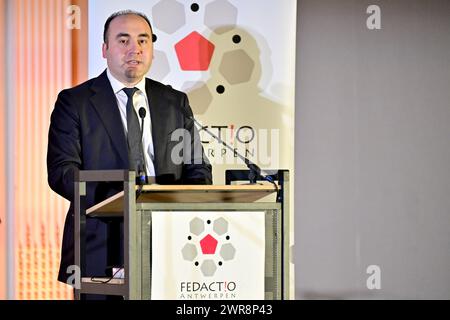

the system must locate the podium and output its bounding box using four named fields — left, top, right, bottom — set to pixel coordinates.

left=74, top=170, right=291, bottom=300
